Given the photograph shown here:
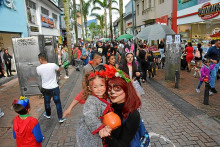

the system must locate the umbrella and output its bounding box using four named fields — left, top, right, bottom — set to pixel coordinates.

left=135, top=24, right=175, bottom=40
left=116, top=34, right=133, bottom=41
left=98, top=38, right=111, bottom=42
